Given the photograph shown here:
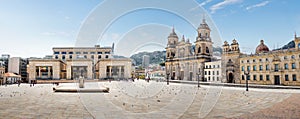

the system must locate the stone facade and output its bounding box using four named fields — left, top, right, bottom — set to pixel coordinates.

left=223, top=34, right=300, bottom=86
left=28, top=59, right=64, bottom=82
left=0, top=66, right=4, bottom=79
left=28, top=45, right=132, bottom=81
left=96, top=58, right=132, bottom=79
left=165, top=18, right=214, bottom=81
